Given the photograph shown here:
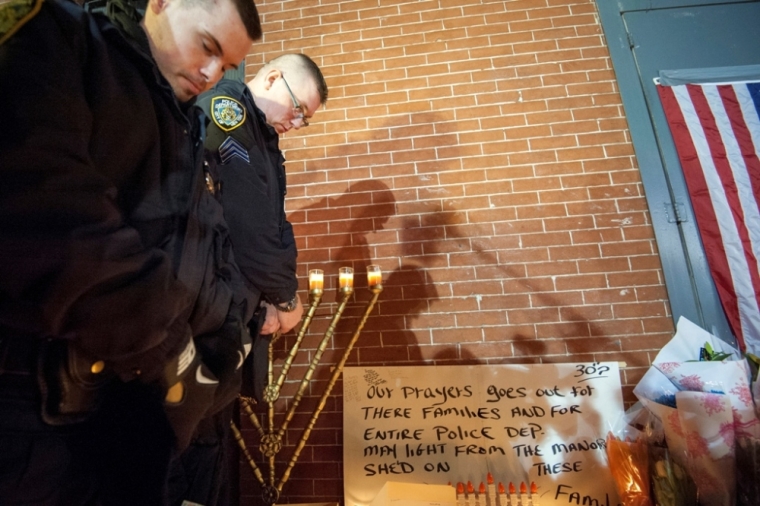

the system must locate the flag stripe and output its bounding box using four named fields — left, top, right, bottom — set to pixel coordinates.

left=704, top=86, right=760, bottom=346
left=735, top=85, right=760, bottom=201
left=671, top=84, right=746, bottom=348
left=717, top=86, right=760, bottom=276
left=658, top=81, right=760, bottom=354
